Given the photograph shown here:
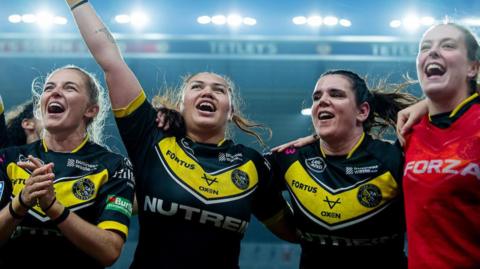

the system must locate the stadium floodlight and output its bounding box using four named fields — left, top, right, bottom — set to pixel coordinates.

left=339, top=19, right=351, bottom=27
left=227, top=14, right=242, bottom=26
left=420, top=16, right=435, bottom=26
left=197, top=15, right=211, bottom=24
left=243, top=17, right=256, bottom=26
left=403, top=15, right=420, bottom=31
left=301, top=108, right=311, bottom=116
left=211, top=15, right=227, bottom=25
left=36, top=11, right=55, bottom=29
left=211, top=15, right=226, bottom=25
left=292, top=16, right=307, bottom=25
left=8, top=14, right=22, bottom=23
left=53, top=16, right=68, bottom=25
left=115, top=14, right=131, bottom=24
left=22, top=14, right=37, bottom=23
left=307, top=16, right=322, bottom=27
left=323, top=16, right=338, bottom=26
left=131, top=12, right=149, bottom=28
left=389, top=19, right=402, bottom=28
